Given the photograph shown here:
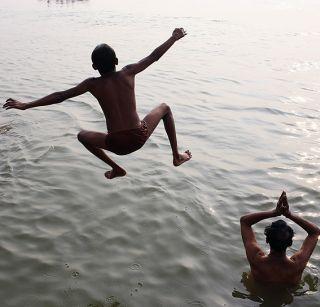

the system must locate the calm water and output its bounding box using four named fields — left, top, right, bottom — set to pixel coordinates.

left=1, top=0, right=320, bottom=306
